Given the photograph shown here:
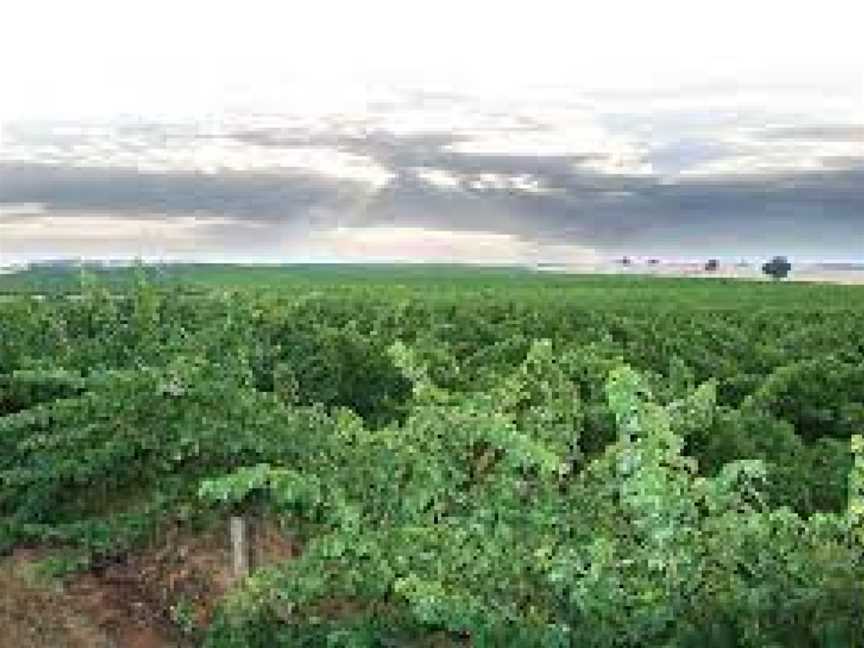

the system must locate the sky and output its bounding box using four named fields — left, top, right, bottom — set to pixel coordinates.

left=0, top=0, right=862, bottom=265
